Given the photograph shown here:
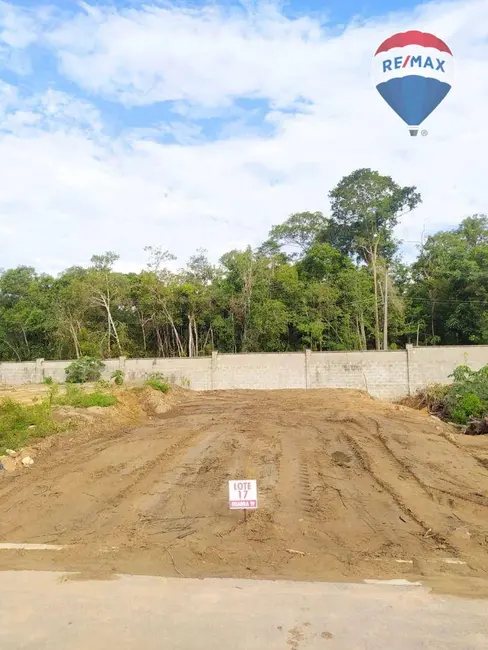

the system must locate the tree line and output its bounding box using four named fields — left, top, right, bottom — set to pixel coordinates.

left=1, top=168, right=487, bottom=361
